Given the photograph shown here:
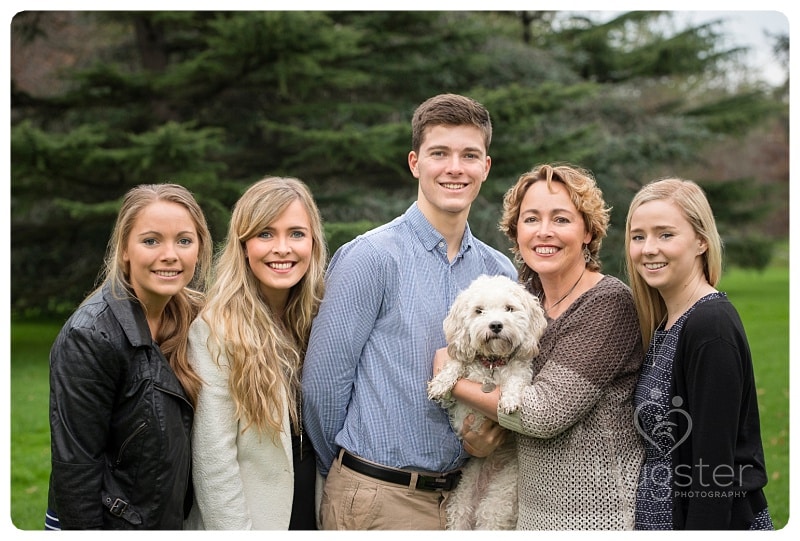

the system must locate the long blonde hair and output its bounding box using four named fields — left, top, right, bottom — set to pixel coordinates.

left=500, top=164, right=610, bottom=293
left=201, top=176, right=327, bottom=437
left=100, top=183, right=212, bottom=406
left=624, top=178, right=722, bottom=351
